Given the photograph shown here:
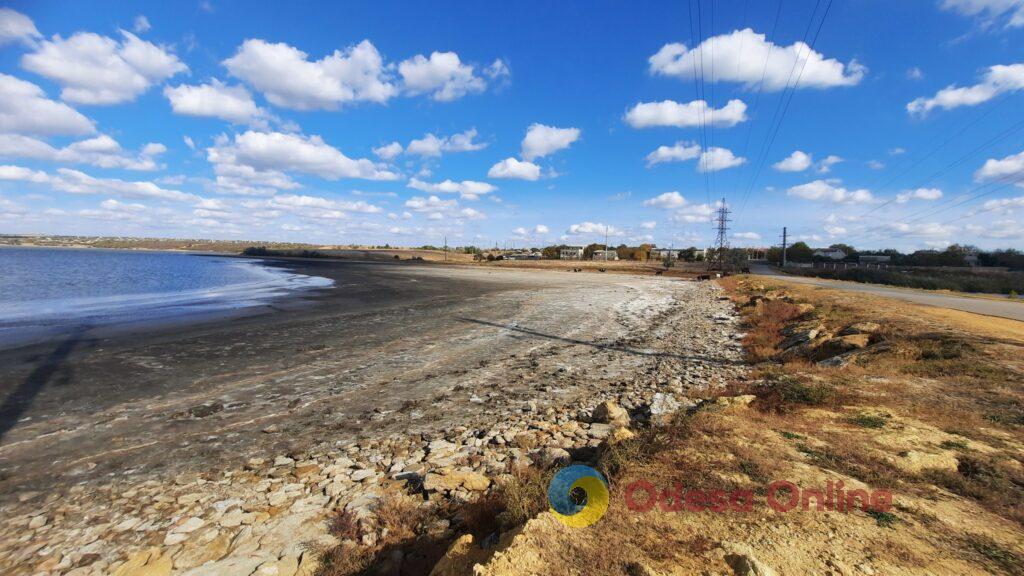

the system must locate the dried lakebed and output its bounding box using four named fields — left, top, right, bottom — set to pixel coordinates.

left=0, top=265, right=748, bottom=575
